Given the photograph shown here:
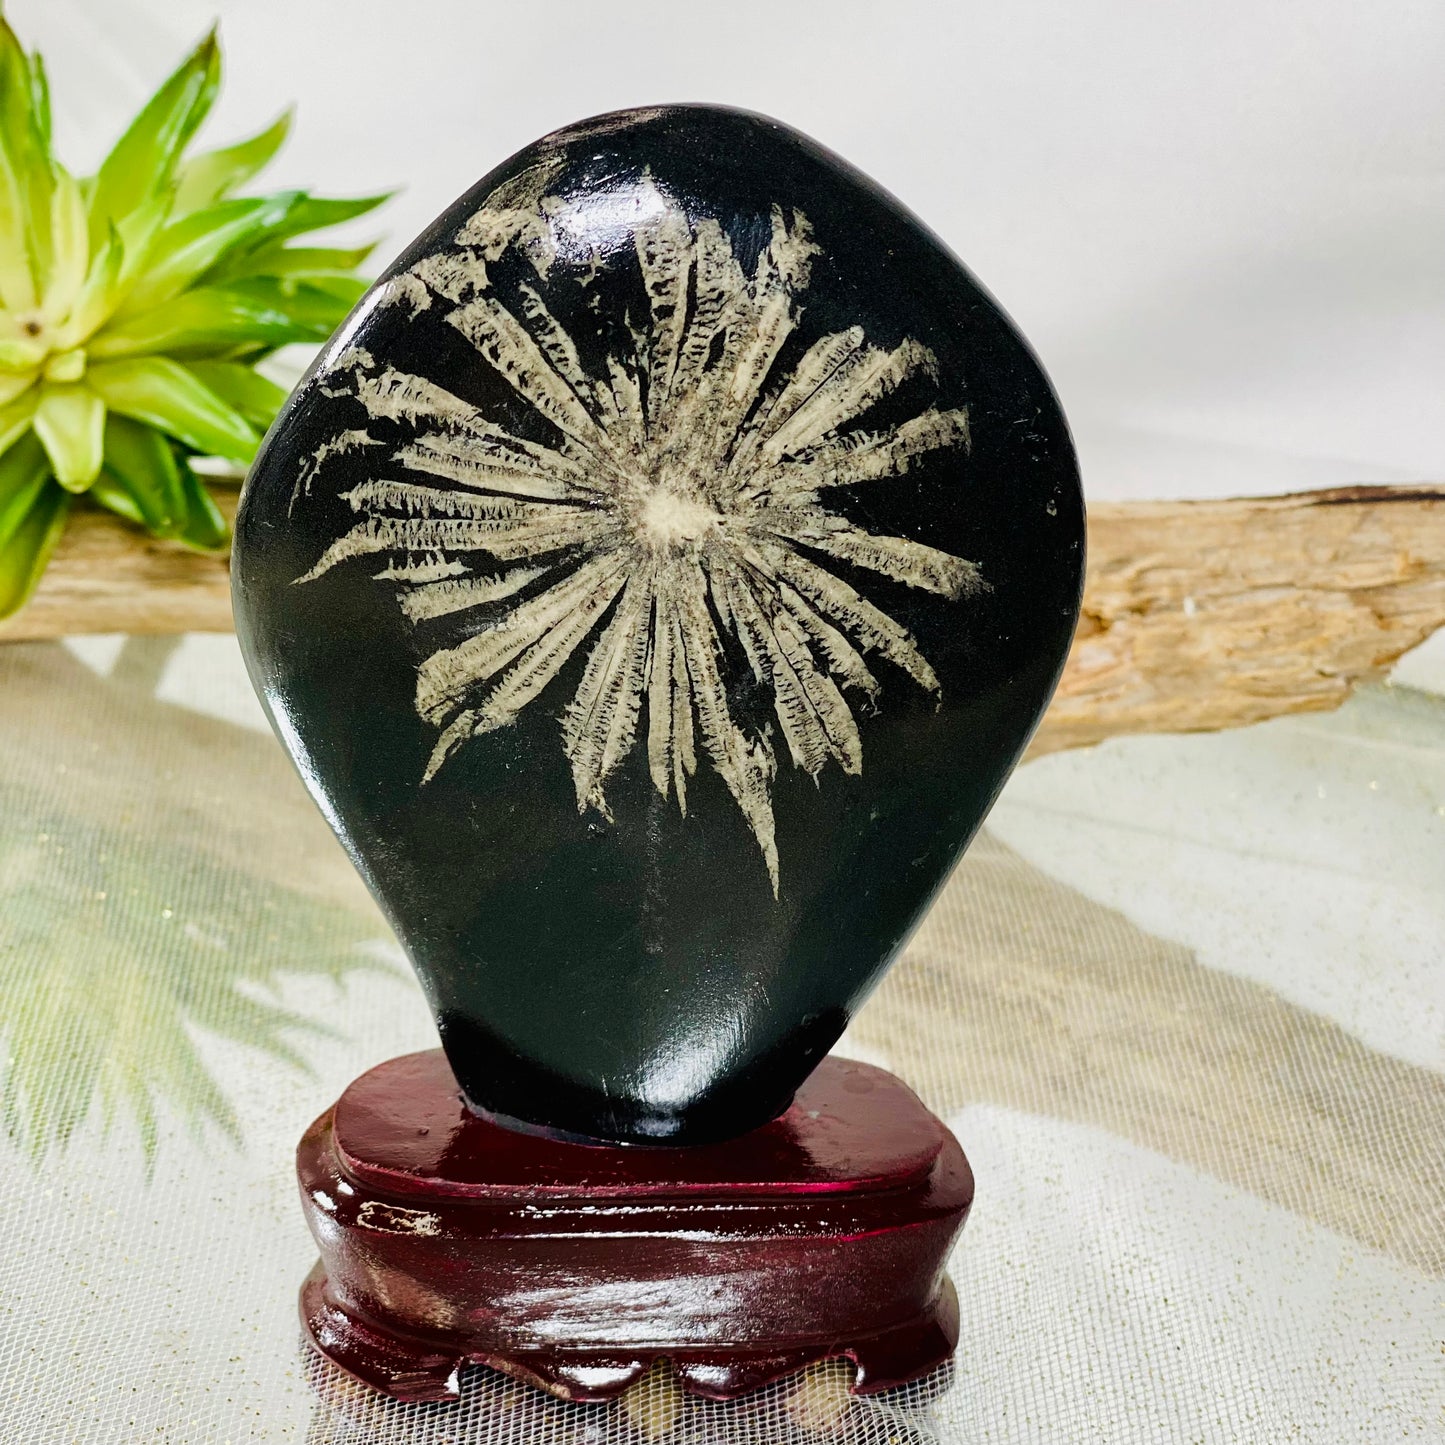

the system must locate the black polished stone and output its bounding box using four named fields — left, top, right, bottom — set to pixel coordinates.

left=233, top=106, right=1084, bottom=1145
